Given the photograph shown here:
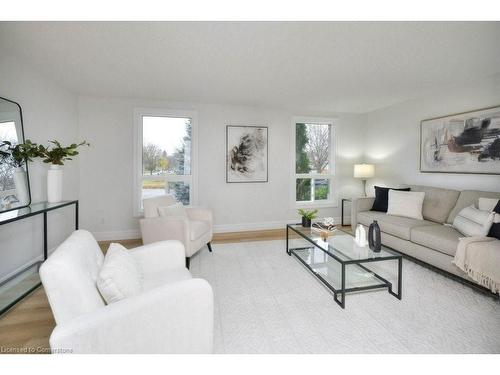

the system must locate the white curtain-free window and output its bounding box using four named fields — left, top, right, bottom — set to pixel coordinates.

left=292, top=117, right=336, bottom=208
left=133, top=109, right=198, bottom=216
